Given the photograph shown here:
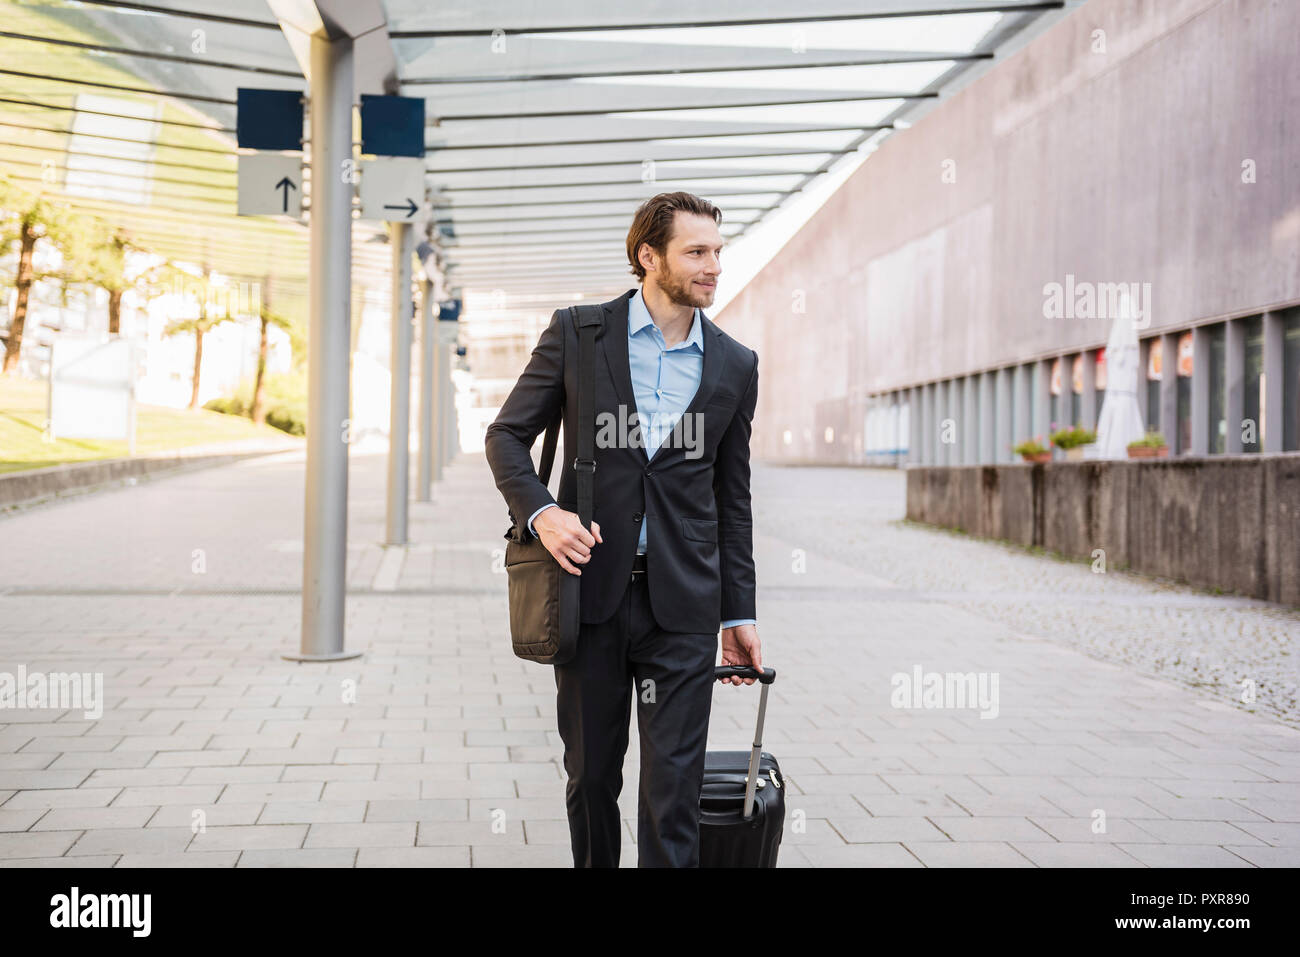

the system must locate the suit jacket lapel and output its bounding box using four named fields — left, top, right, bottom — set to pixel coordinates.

left=600, top=289, right=728, bottom=467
